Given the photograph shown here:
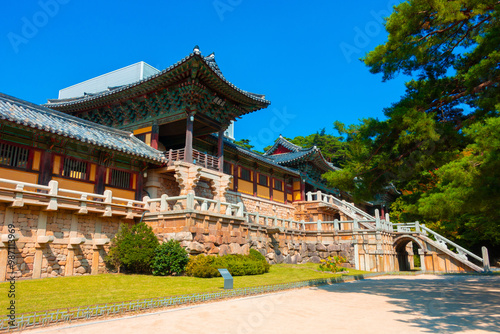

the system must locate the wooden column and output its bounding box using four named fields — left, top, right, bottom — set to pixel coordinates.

left=151, top=122, right=159, bottom=150
left=217, top=128, right=224, bottom=172
left=300, top=178, right=305, bottom=201
left=253, top=169, right=257, bottom=197
left=284, top=177, right=288, bottom=204
left=269, top=174, right=274, bottom=201
left=95, top=165, right=106, bottom=195
left=233, top=160, right=239, bottom=191
left=38, top=151, right=53, bottom=185
left=185, top=115, right=194, bottom=164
